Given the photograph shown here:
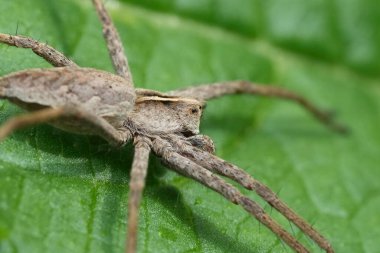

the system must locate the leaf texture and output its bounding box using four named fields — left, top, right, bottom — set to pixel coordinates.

left=0, top=0, right=379, bottom=252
